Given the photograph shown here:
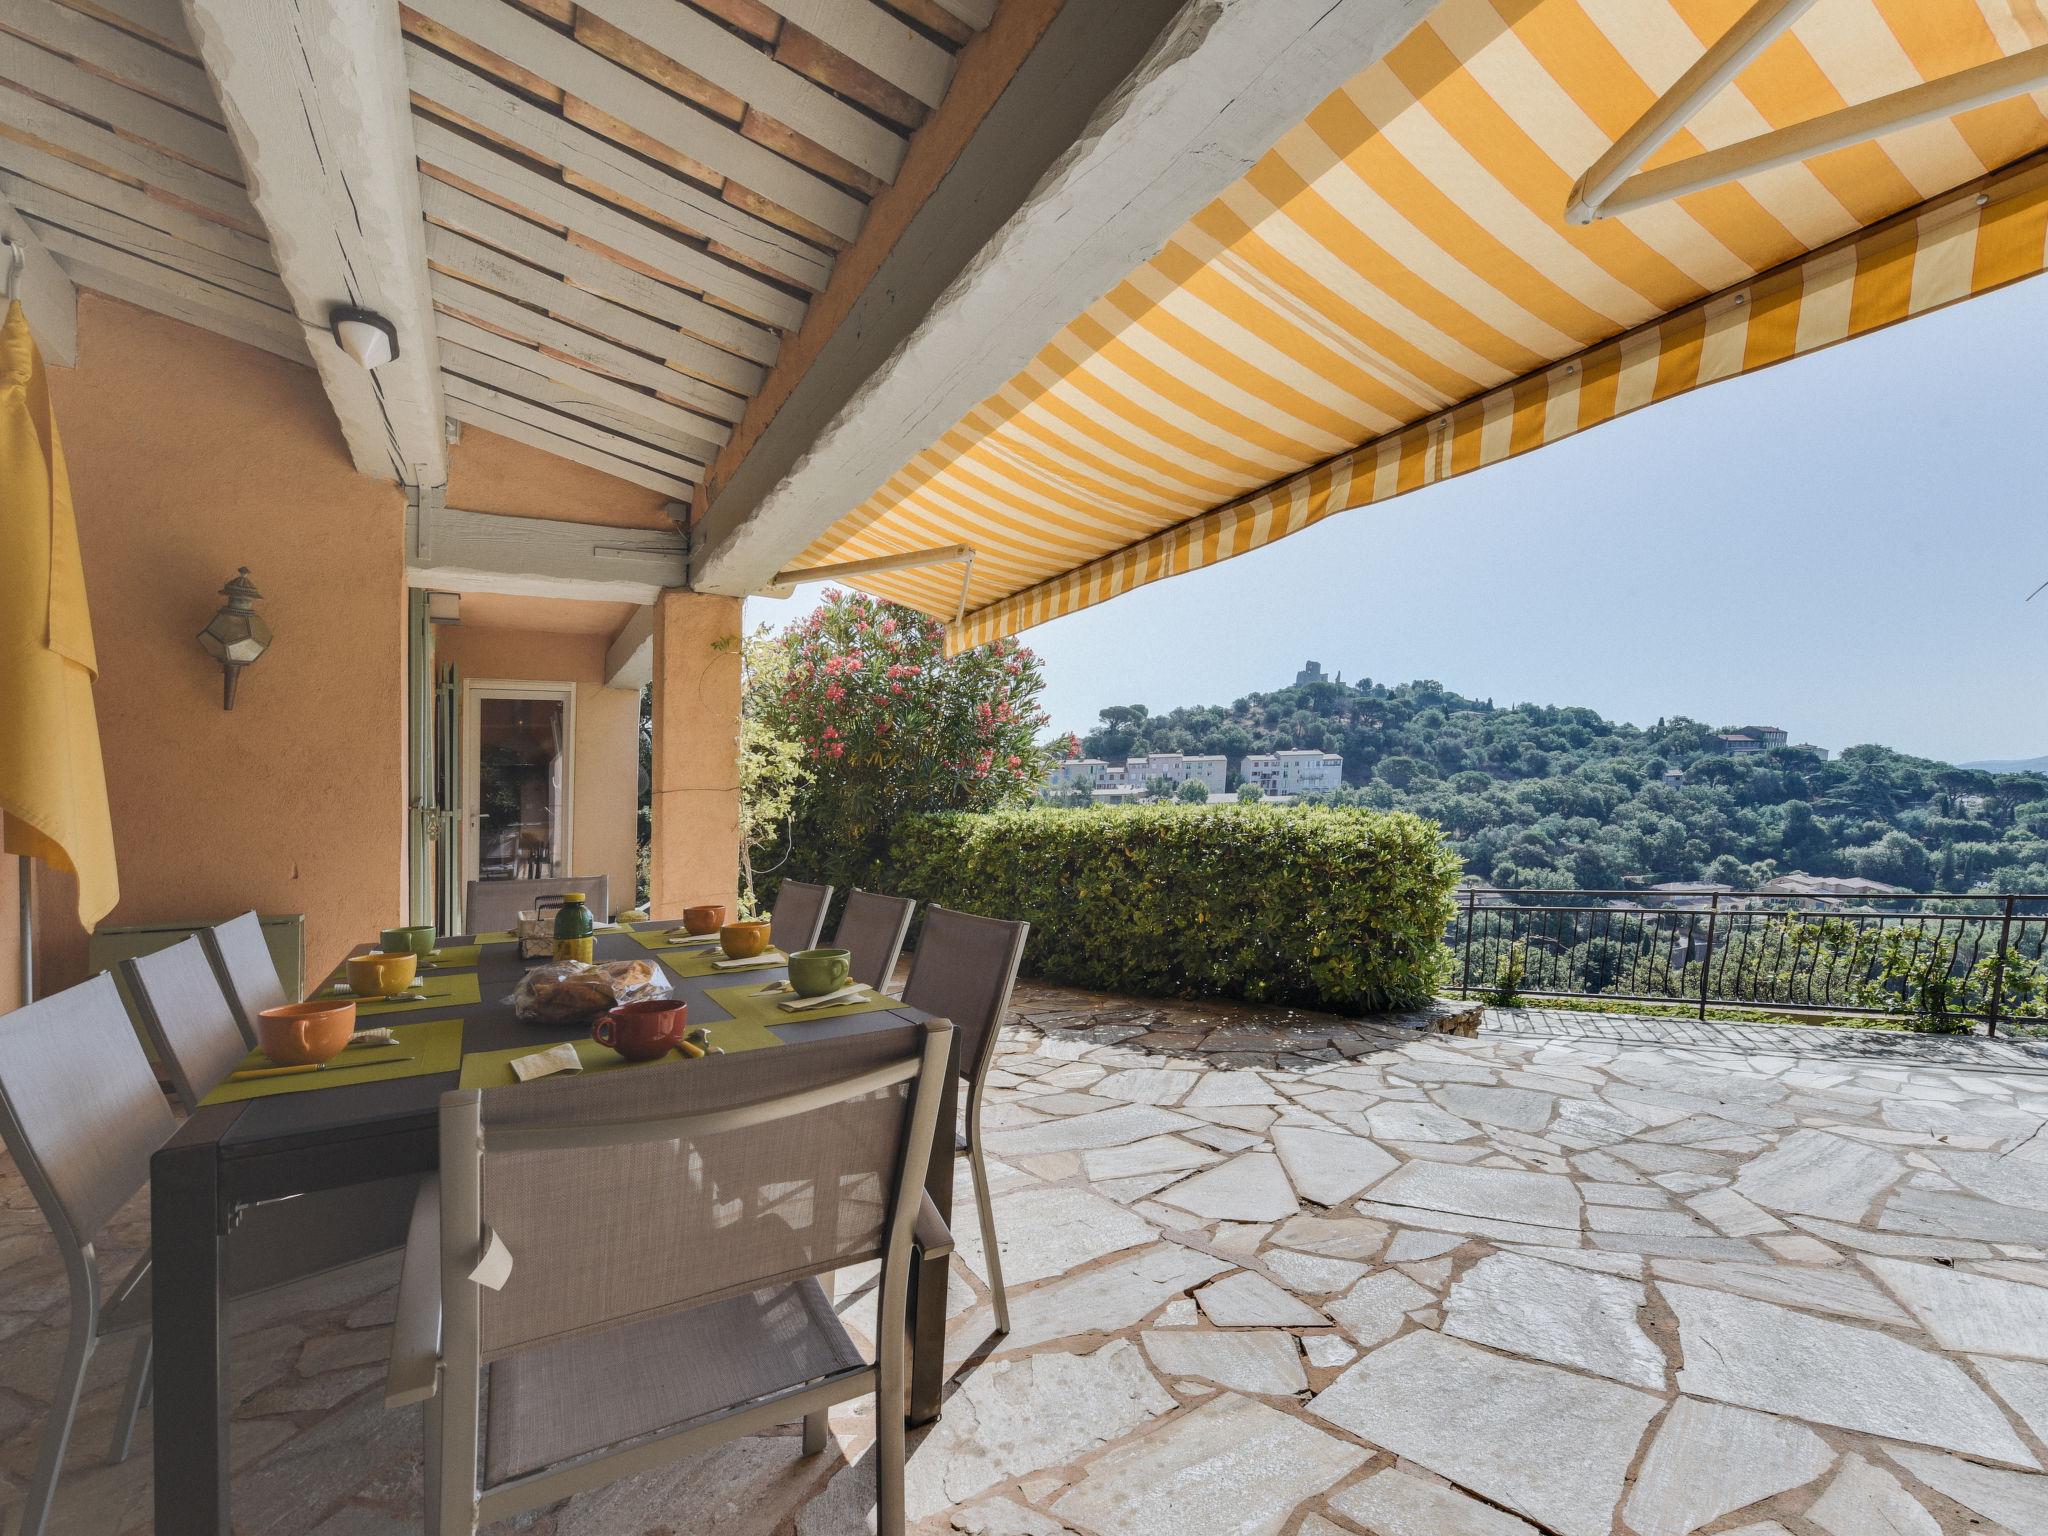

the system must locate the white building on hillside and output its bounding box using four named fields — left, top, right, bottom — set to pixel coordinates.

left=1244, top=748, right=1344, bottom=795
left=1048, top=756, right=1111, bottom=790
left=1125, top=752, right=1227, bottom=794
